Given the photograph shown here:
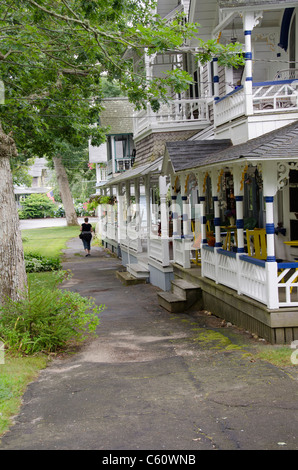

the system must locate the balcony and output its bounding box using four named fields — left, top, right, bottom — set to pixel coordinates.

left=214, top=77, right=298, bottom=128
left=107, top=156, right=135, bottom=177
left=133, top=98, right=211, bottom=139
left=115, top=157, right=134, bottom=173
